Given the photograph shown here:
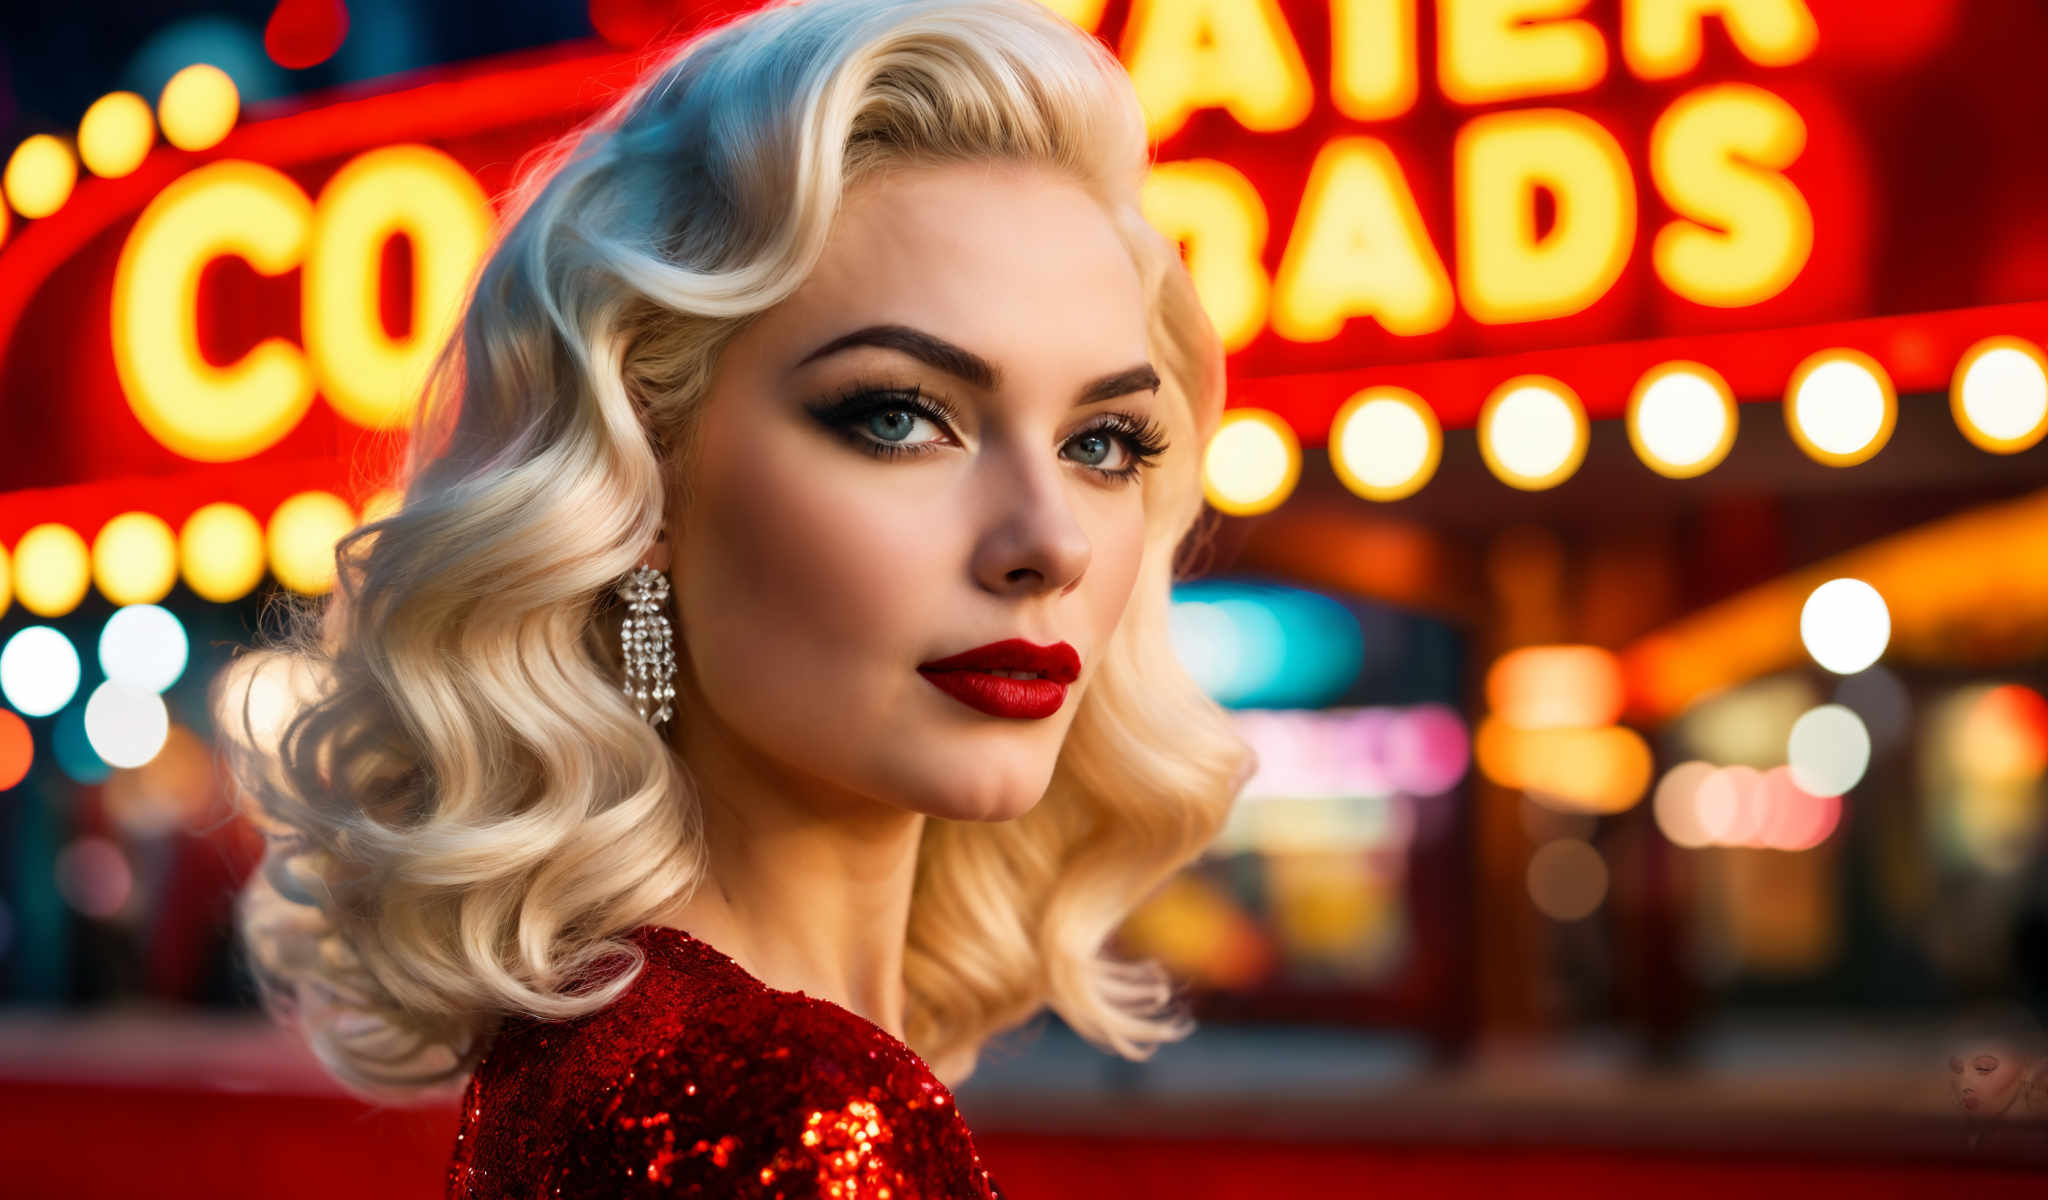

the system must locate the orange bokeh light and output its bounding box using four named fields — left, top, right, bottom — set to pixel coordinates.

left=1486, top=644, right=1625, bottom=729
